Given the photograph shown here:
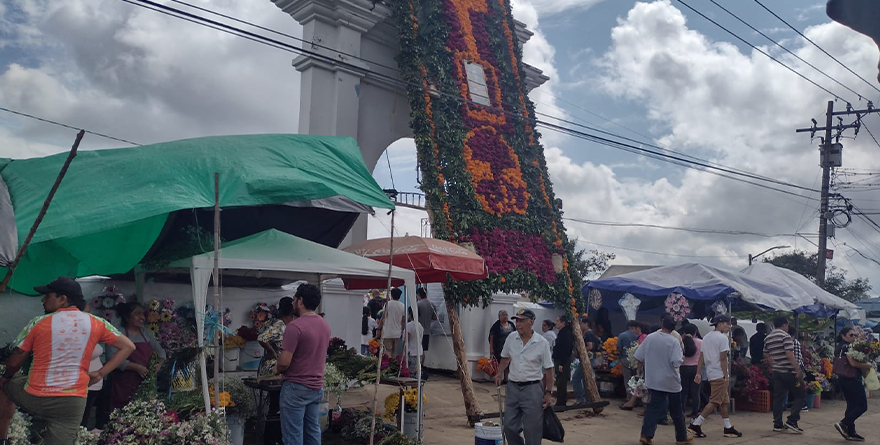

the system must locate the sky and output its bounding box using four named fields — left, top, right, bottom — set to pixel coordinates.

left=2, top=0, right=880, bottom=295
